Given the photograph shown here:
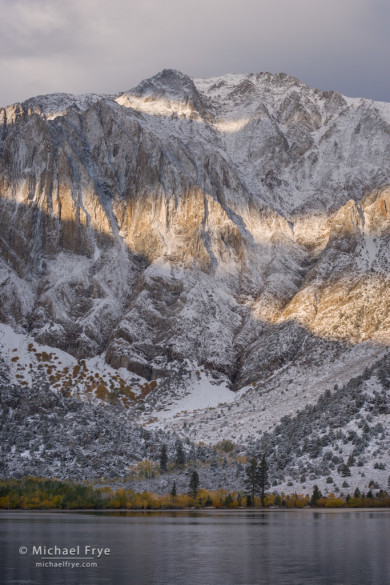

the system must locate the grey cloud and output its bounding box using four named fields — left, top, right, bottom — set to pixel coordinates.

left=0, top=0, right=389, bottom=106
